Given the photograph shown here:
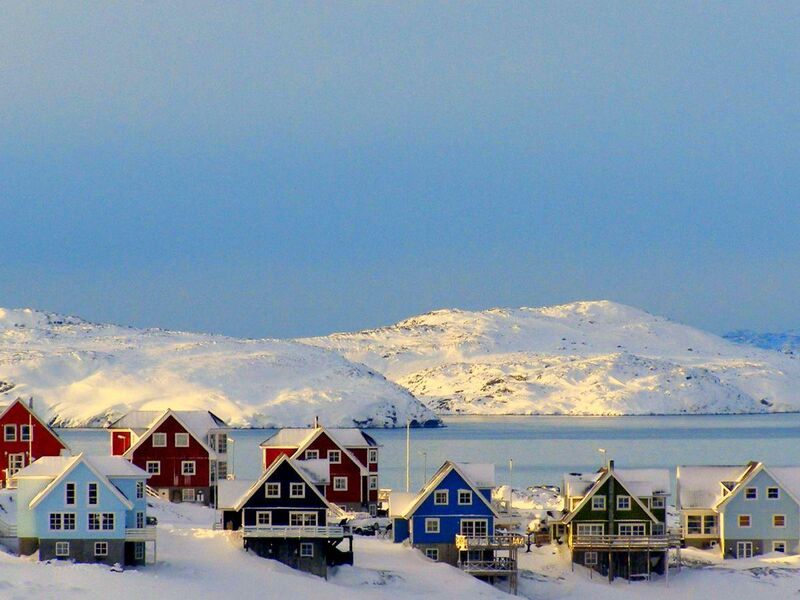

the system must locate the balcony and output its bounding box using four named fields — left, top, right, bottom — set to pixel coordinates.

left=458, top=557, right=517, bottom=575
left=242, top=525, right=347, bottom=539
left=455, top=533, right=526, bottom=551
left=571, top=534, right=681, bottom=550
left=125, top=526, right=157, bottom=541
